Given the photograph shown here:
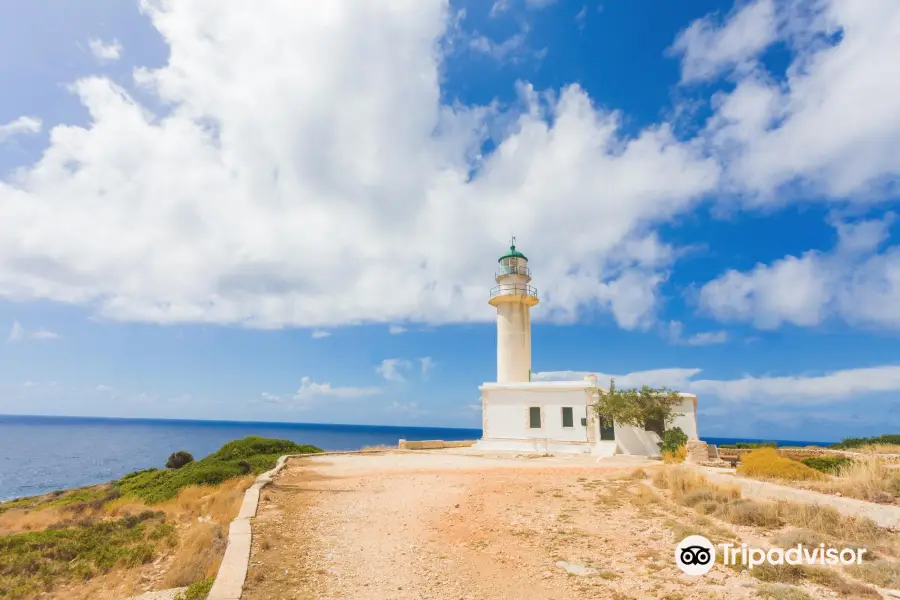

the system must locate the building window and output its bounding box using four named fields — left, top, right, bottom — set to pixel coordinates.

left=529, top=407, right=541, bottom=428
left=561, top=407, right=574, bottom=428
